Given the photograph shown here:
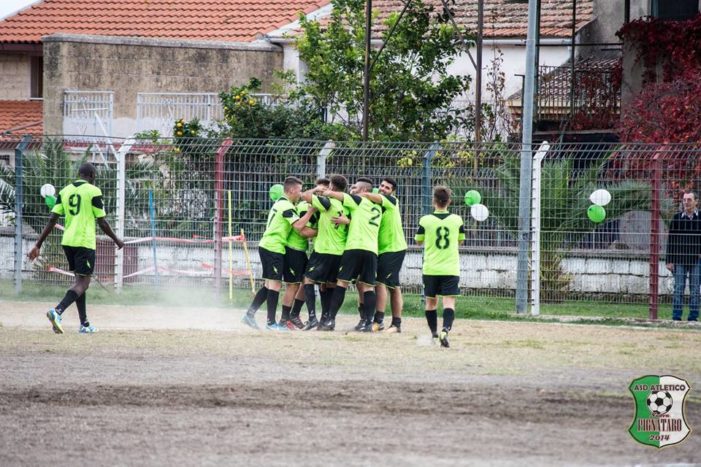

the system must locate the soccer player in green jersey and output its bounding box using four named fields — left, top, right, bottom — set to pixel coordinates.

left=319, top=177, right=381, bottom=331
left=359, top=177, right=407, bottom=333
left=279, top=177, right=327, bottom=329
left=415, top=186, right=465, bottom=348
left=298, top=174, right=350, bottom=330
left=28, top=163, right=124, bottom=334
left=242, top=176, right=316, bottom=331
